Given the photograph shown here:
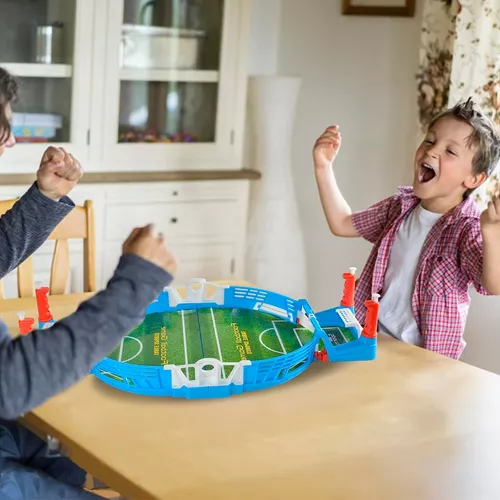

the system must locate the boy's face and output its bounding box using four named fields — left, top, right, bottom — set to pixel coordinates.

left=0, top=103, right=15, bottom=157
left=413, top=116, right=485, bottom=213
